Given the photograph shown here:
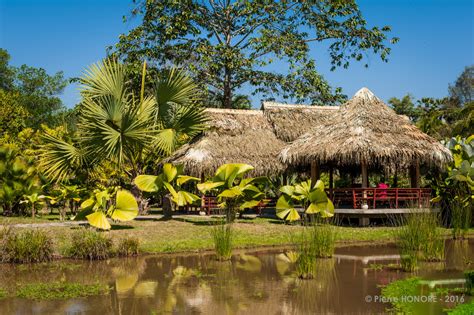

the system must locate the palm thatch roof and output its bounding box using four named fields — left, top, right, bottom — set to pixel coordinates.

left=262, top=102, right=339, bottom=142
left=166, top=108, right=287, bottom=176
left=280, top=88, right=452, bottom=169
